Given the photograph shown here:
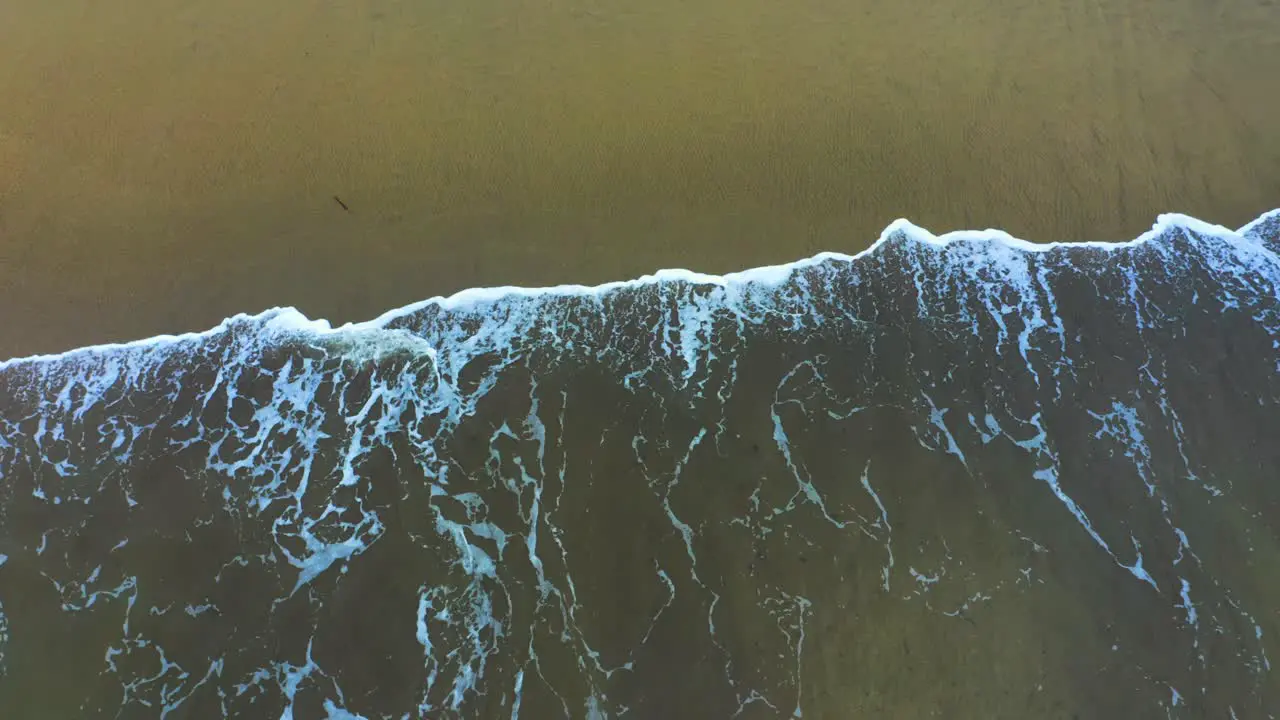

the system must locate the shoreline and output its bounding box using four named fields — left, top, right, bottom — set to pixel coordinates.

left=3, top=207, right=1275, bottom=370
